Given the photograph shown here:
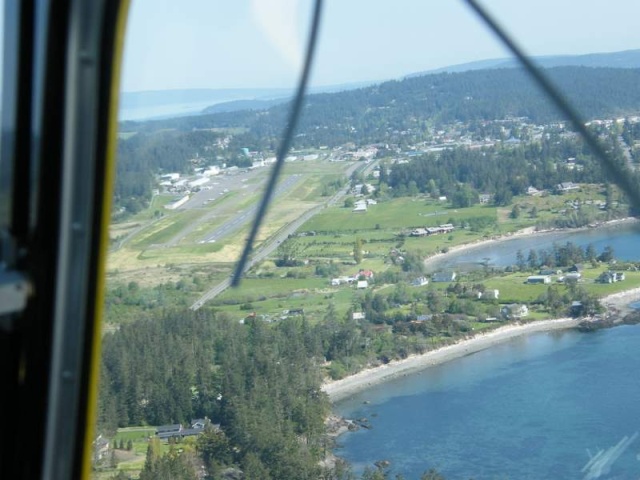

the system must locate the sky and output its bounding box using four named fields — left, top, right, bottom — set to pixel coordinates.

left=121, top=0, right=640, bottom=92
